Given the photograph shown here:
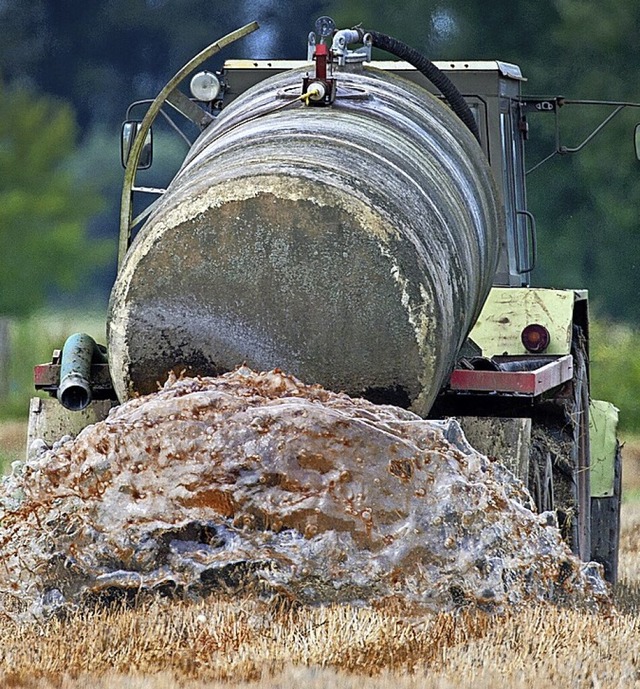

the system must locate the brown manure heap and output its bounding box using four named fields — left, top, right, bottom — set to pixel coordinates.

left=0, top=368, right=608, bottom=617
